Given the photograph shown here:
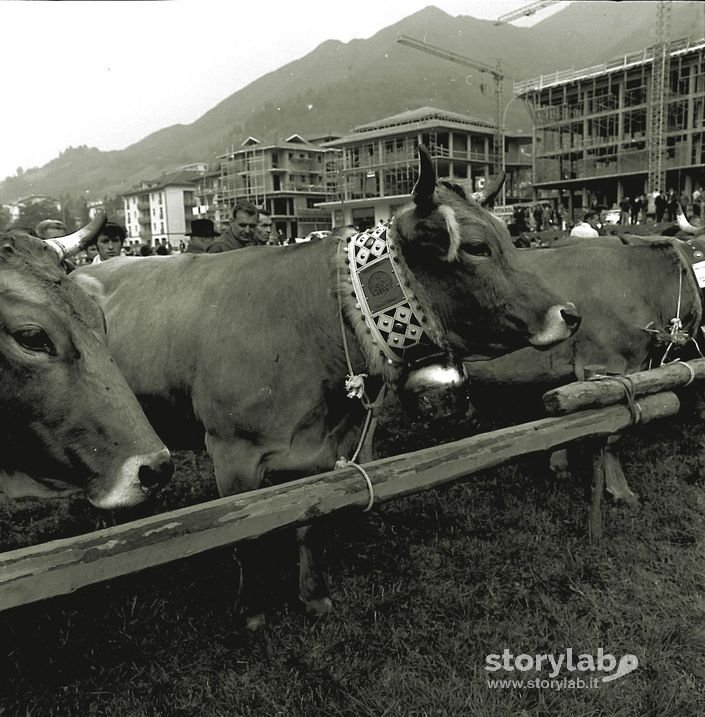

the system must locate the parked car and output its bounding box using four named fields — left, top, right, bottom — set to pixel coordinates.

left=303, top=230, right=332, bottom=242
left=603, top=208, right=621, bottom=225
